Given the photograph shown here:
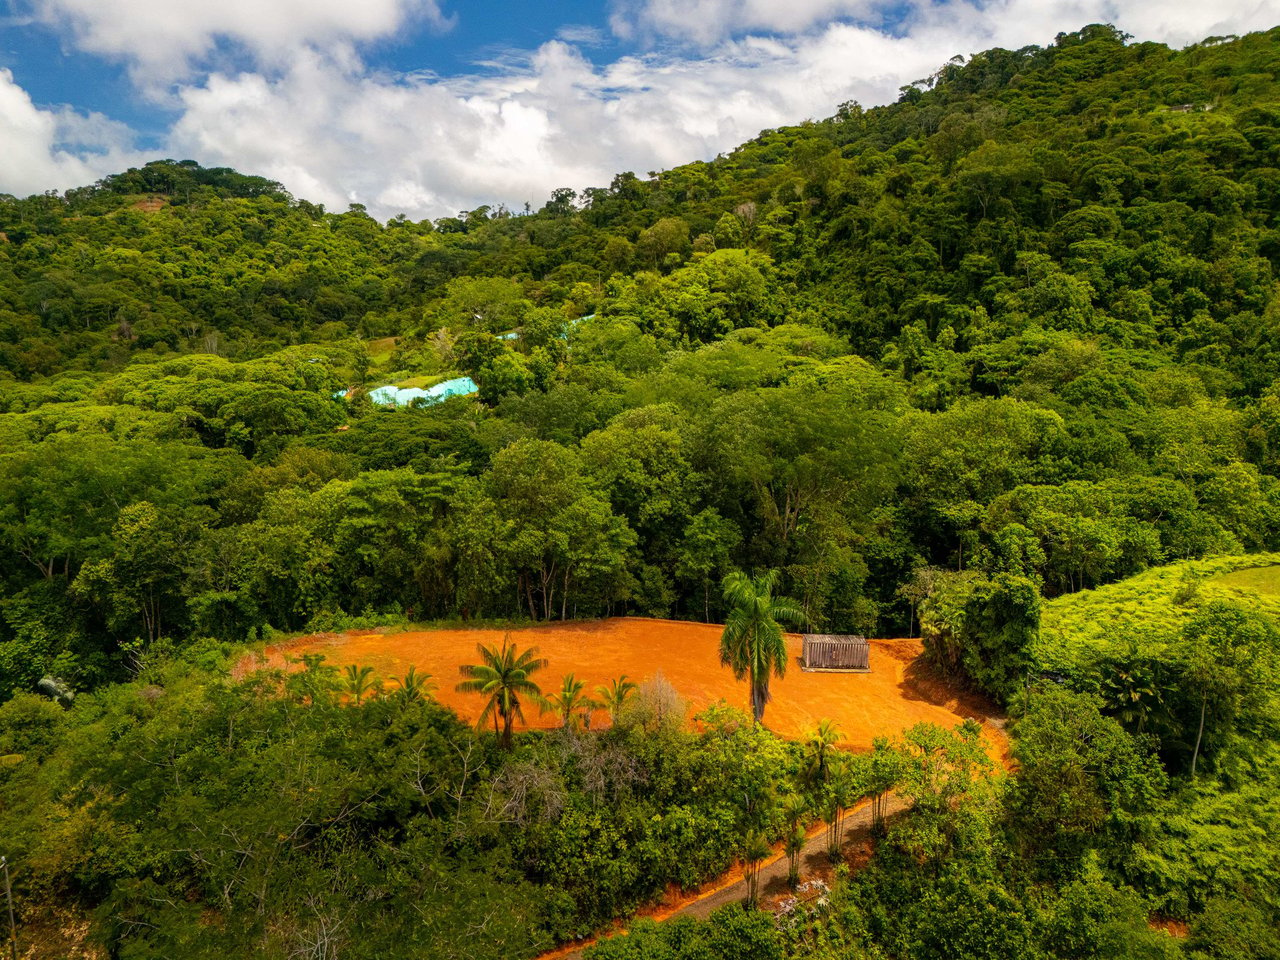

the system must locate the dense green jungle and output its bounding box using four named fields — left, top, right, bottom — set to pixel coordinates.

left=2, top=22, right=1280, bottom=960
